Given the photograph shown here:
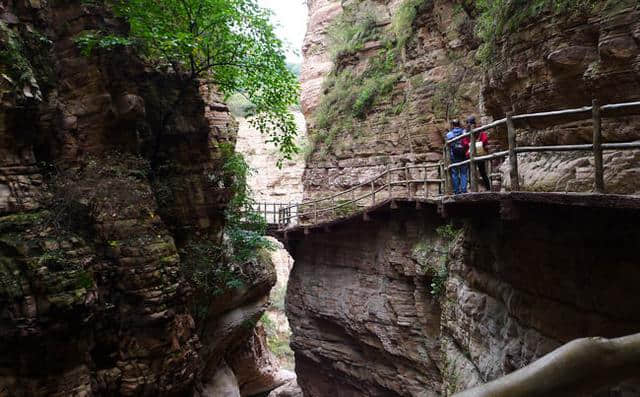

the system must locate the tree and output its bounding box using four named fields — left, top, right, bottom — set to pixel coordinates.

left=87, top=0, right=300, bottom=162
